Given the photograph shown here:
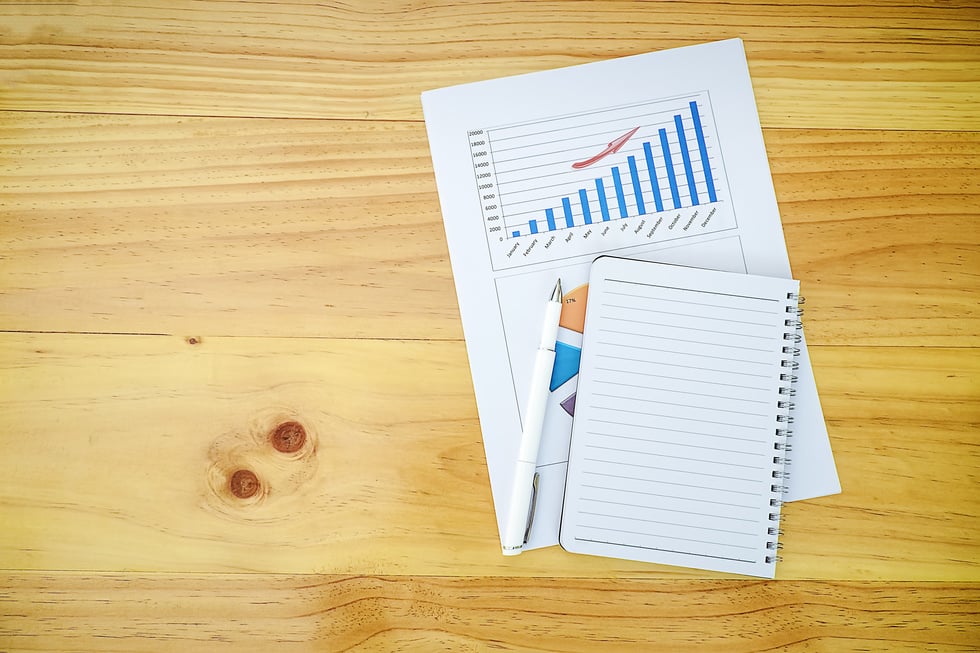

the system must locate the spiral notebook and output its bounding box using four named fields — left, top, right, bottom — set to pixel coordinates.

left=559, top=257, right=802, bottom=578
